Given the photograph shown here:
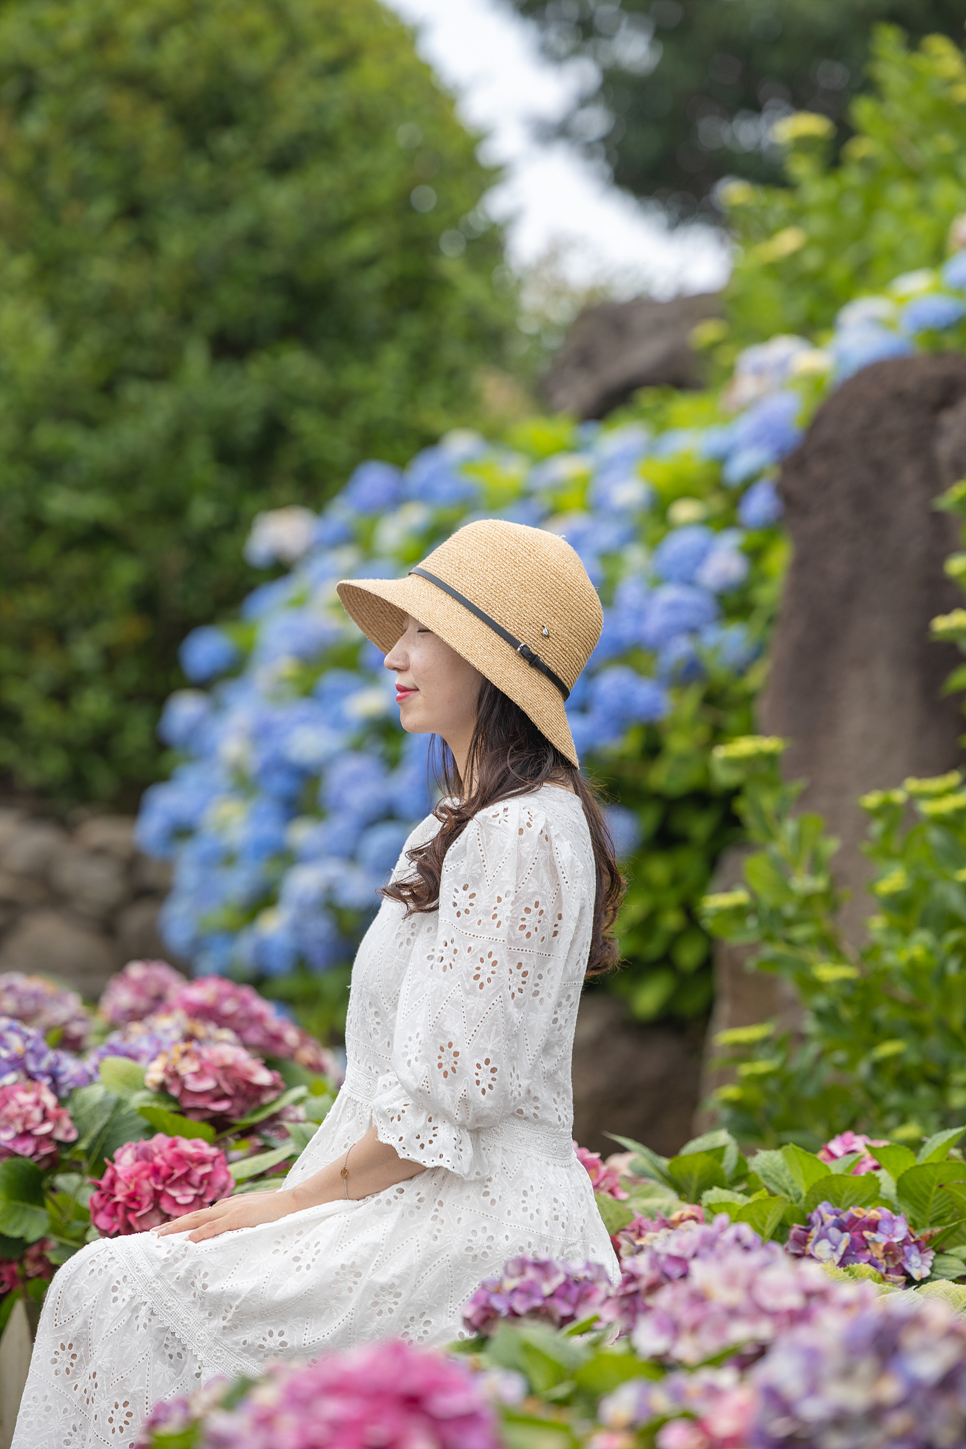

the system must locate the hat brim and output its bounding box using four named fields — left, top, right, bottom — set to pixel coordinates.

left=337, top=574, right=580, bottom=768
